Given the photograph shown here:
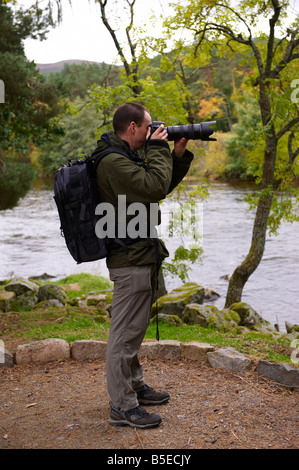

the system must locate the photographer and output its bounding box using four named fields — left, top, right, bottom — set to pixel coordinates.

left=95, top=102, right=194, bottom=429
